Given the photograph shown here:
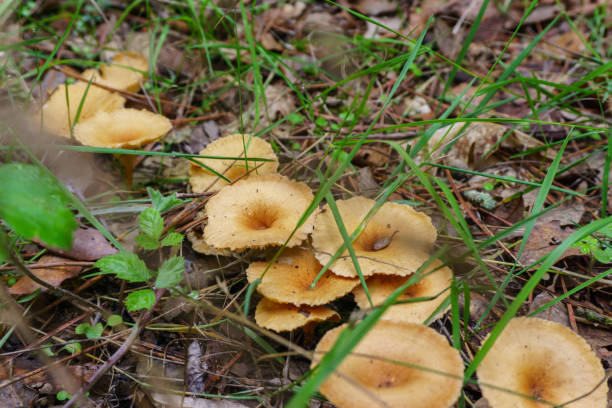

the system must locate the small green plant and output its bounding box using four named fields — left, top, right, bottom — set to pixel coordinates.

left=573, top=224, right=612, bottom=264
left=75, top=314, right=123, bottom=339
left=94, top=189, right=186, bottom=312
